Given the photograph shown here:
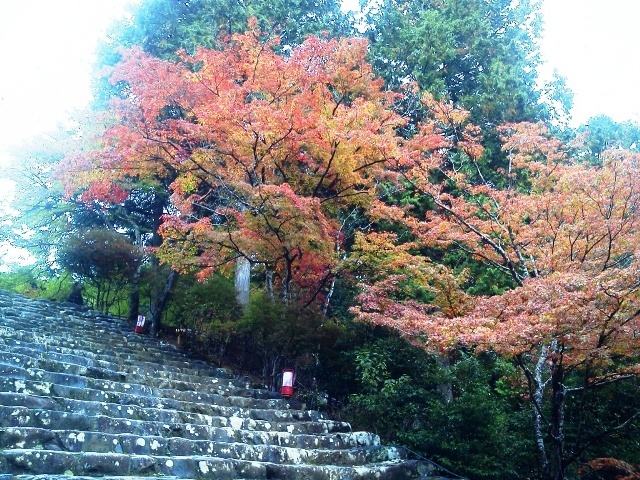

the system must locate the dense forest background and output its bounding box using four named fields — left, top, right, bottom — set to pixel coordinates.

left=1, top=1, right=639, bottom=479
